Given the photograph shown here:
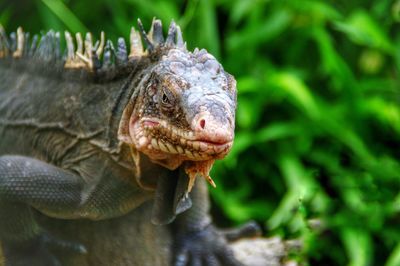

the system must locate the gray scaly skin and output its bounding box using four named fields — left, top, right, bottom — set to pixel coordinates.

left=0, top=19, right=260, bottom=266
